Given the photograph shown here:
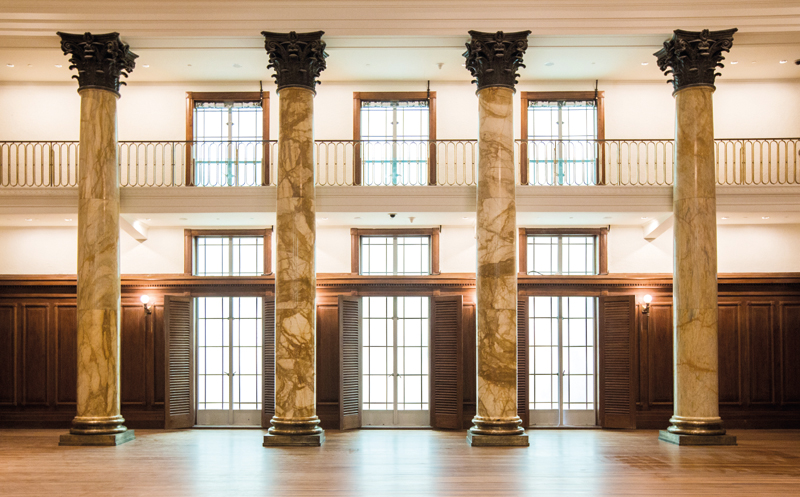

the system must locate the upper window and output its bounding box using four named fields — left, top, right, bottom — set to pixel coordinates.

left=186, top=92, right=270, bottom=187
left=353, top=92, right=437, bottom=186
left=351, top=228, right=440, bottom=276
left=520, top=91, right=605, bottom=186
left=184, top=229, right=272, bottom=276
left=518, top=228, right=607, bottom=276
